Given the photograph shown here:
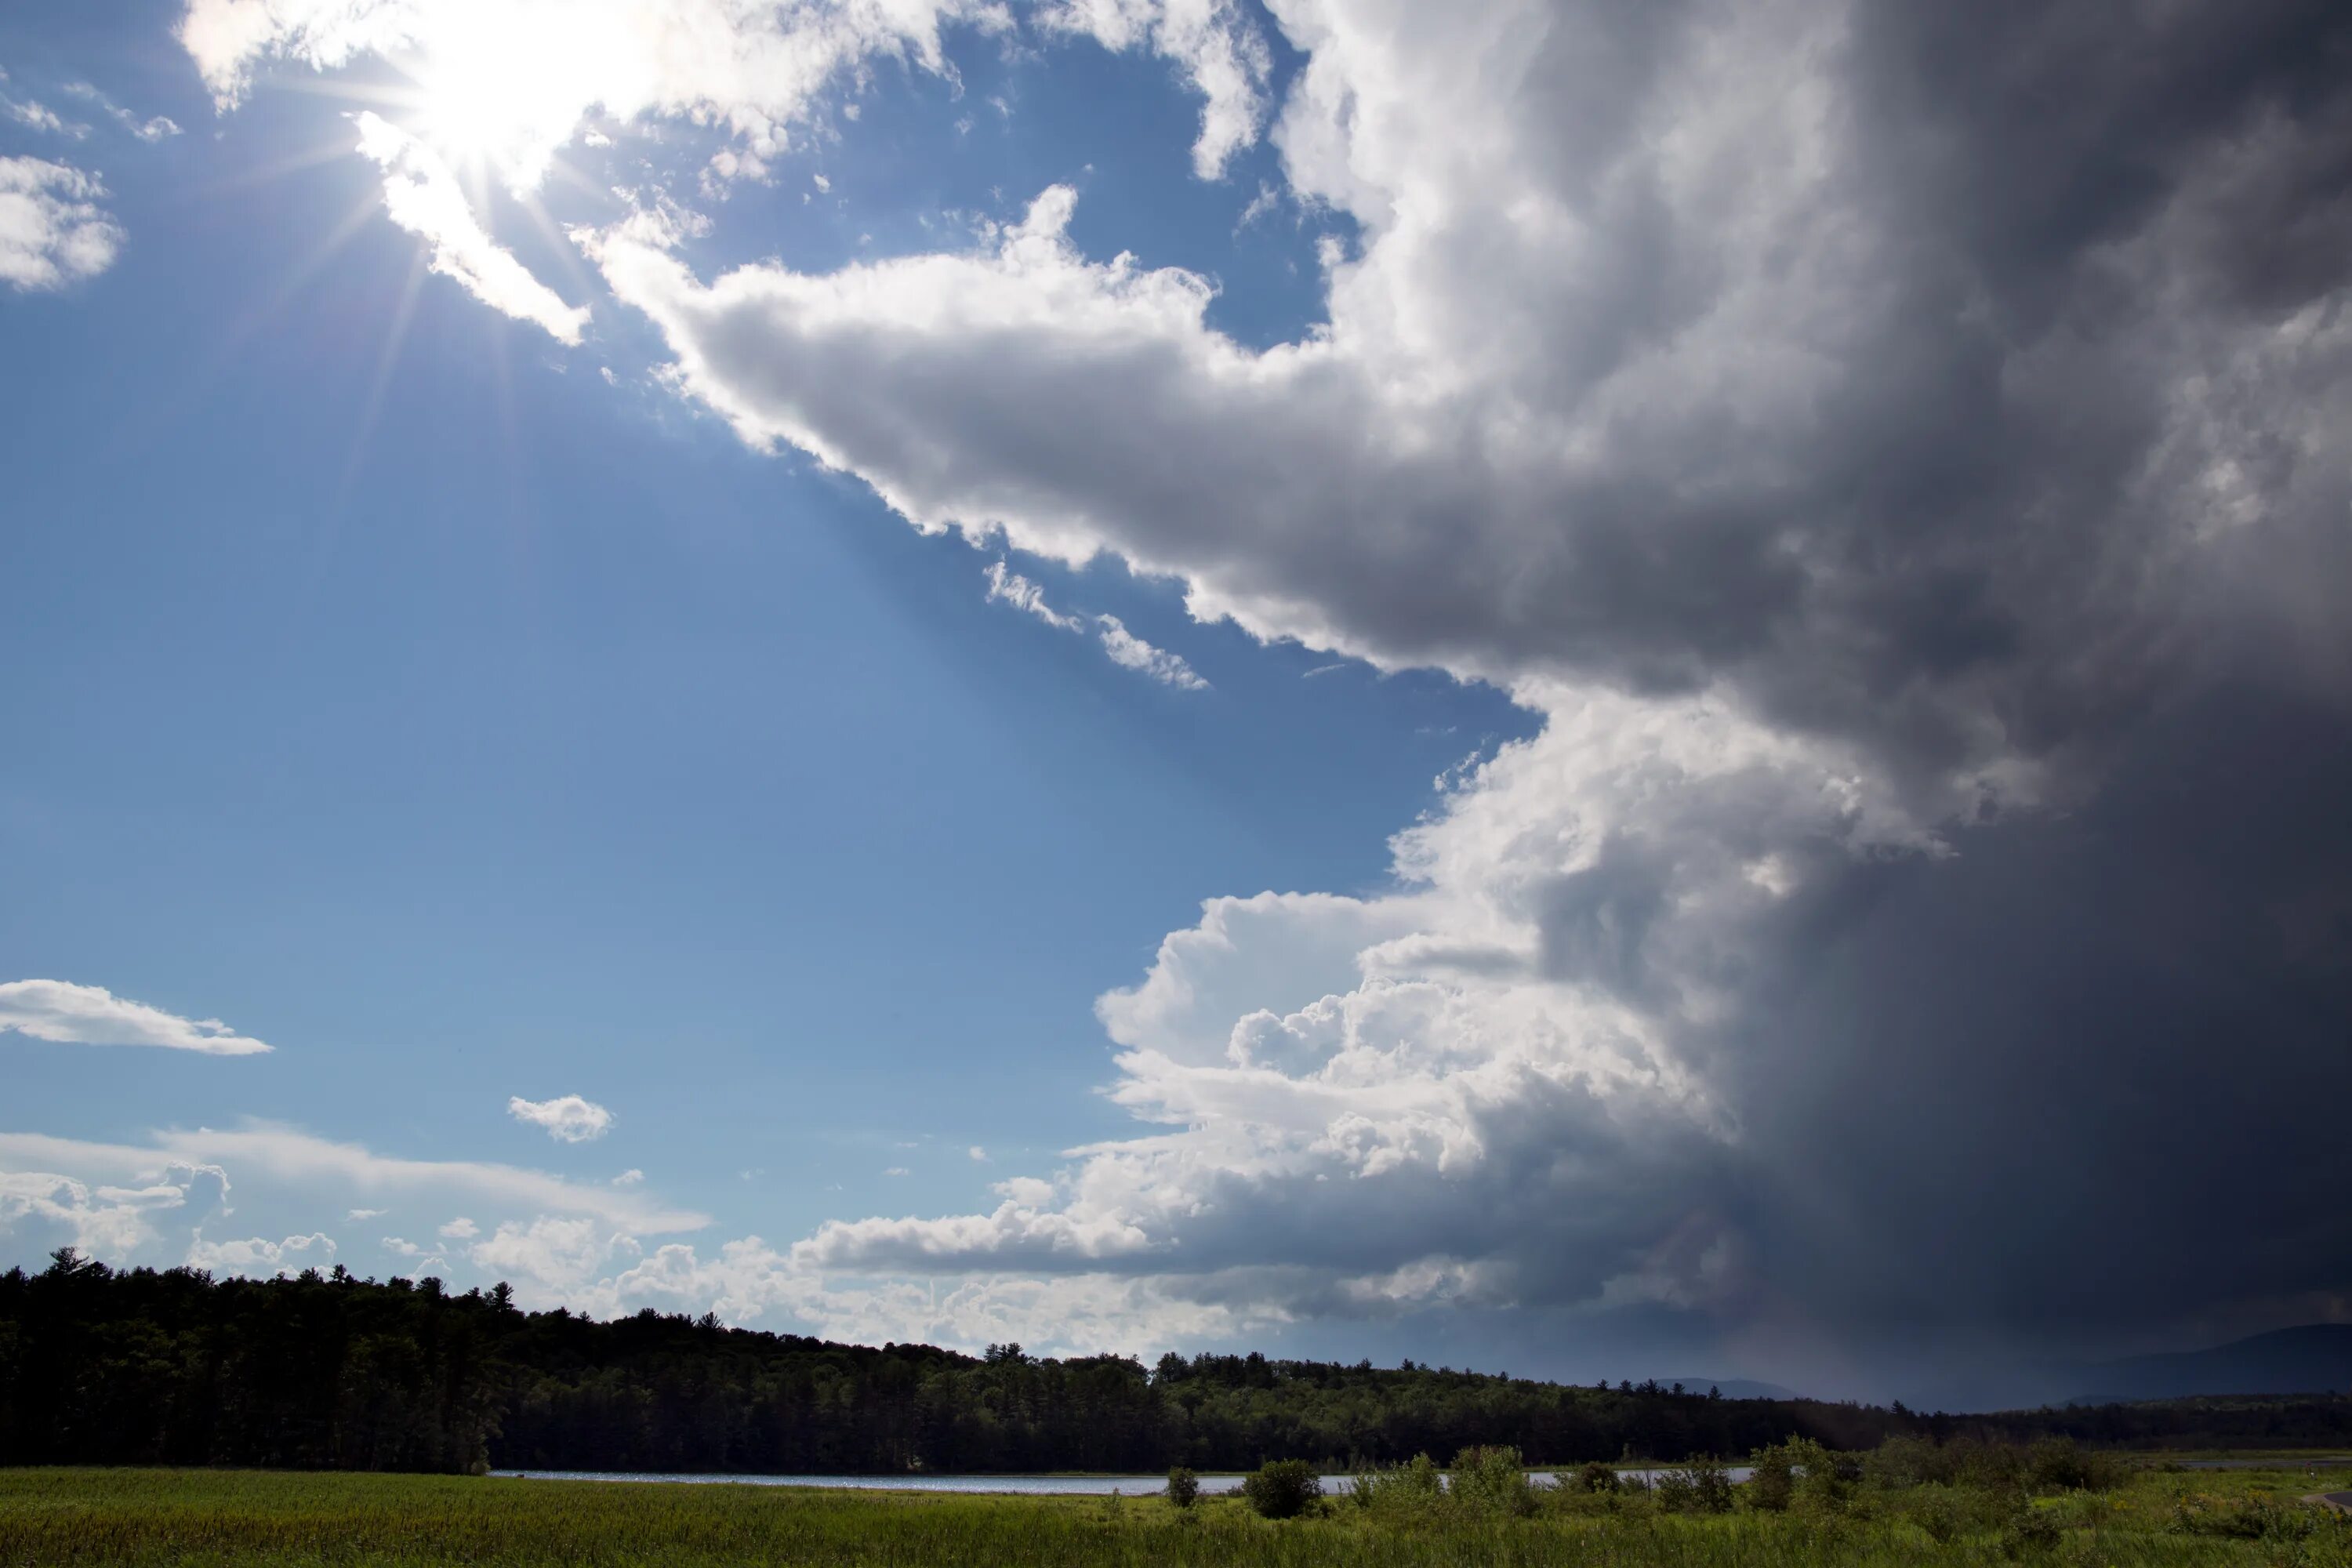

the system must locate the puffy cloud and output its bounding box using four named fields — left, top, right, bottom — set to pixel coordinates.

left=571, top=0, right=2352, bottom=1385
left=506, top=1094, right=617, bottom=1143
left=0, top=1165, right=227, bottom=1261
left=0, top=980, right=270, bottom=1054
left=0, top=162, right=124, bottom=291
left=352, top=113, right=589, bottom=343
left=187, top=1231, right=336, bottom=1276
left=438, top=1216, right=480, bottom=1240
left=172, top=0, right=2352, bottom=1386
